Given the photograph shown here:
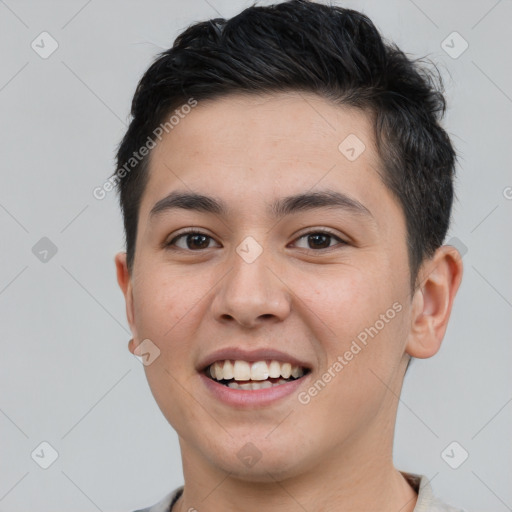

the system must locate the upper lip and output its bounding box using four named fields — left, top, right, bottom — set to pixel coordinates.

left=197, top=347, right=313, bottom=373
